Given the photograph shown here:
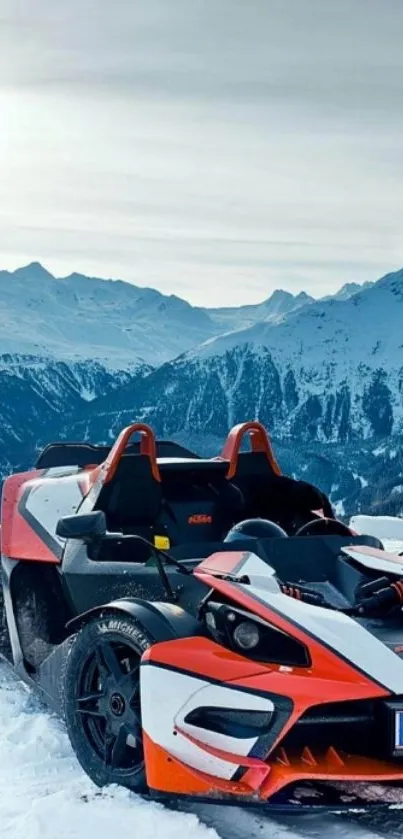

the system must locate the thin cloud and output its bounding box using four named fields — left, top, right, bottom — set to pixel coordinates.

left=0, top=0, right=402, bottom=304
